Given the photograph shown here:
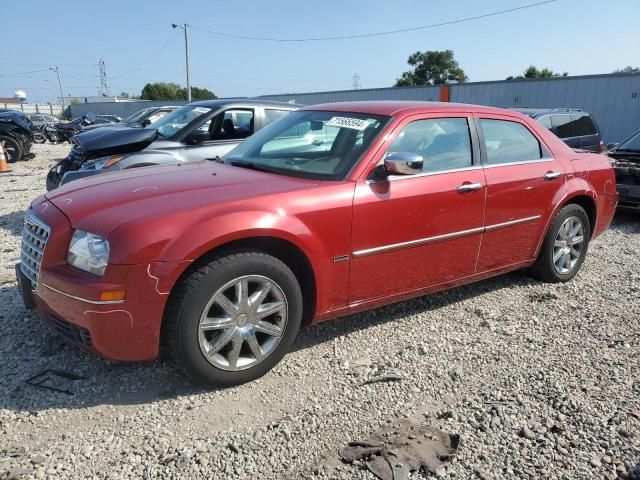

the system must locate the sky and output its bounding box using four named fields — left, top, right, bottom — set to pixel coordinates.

left=1, top=0, right=639, bottom=103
